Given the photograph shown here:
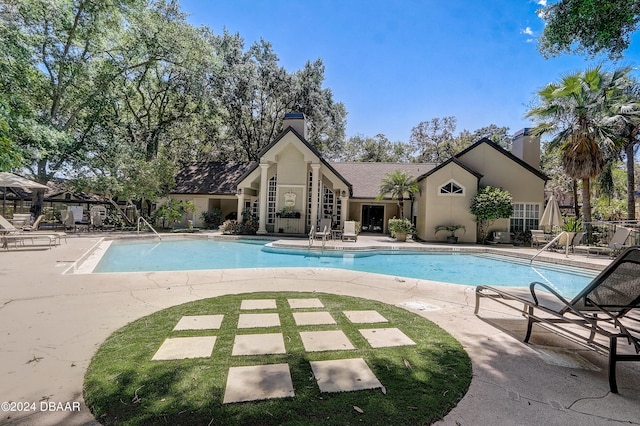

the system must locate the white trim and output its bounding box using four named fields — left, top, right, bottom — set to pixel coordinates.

left=438, top=179, right=465, bottom=196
